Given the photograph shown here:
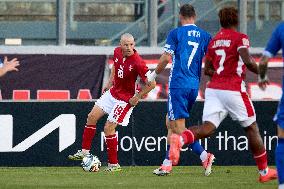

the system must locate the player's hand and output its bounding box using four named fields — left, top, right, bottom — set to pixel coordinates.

left=129, top=95, right=140, bottom=107
left=258, top=75, right=269, bottom=90
left=102, top=87, right=109, bottom=95
left=3, top=56, right=20, bottom=72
